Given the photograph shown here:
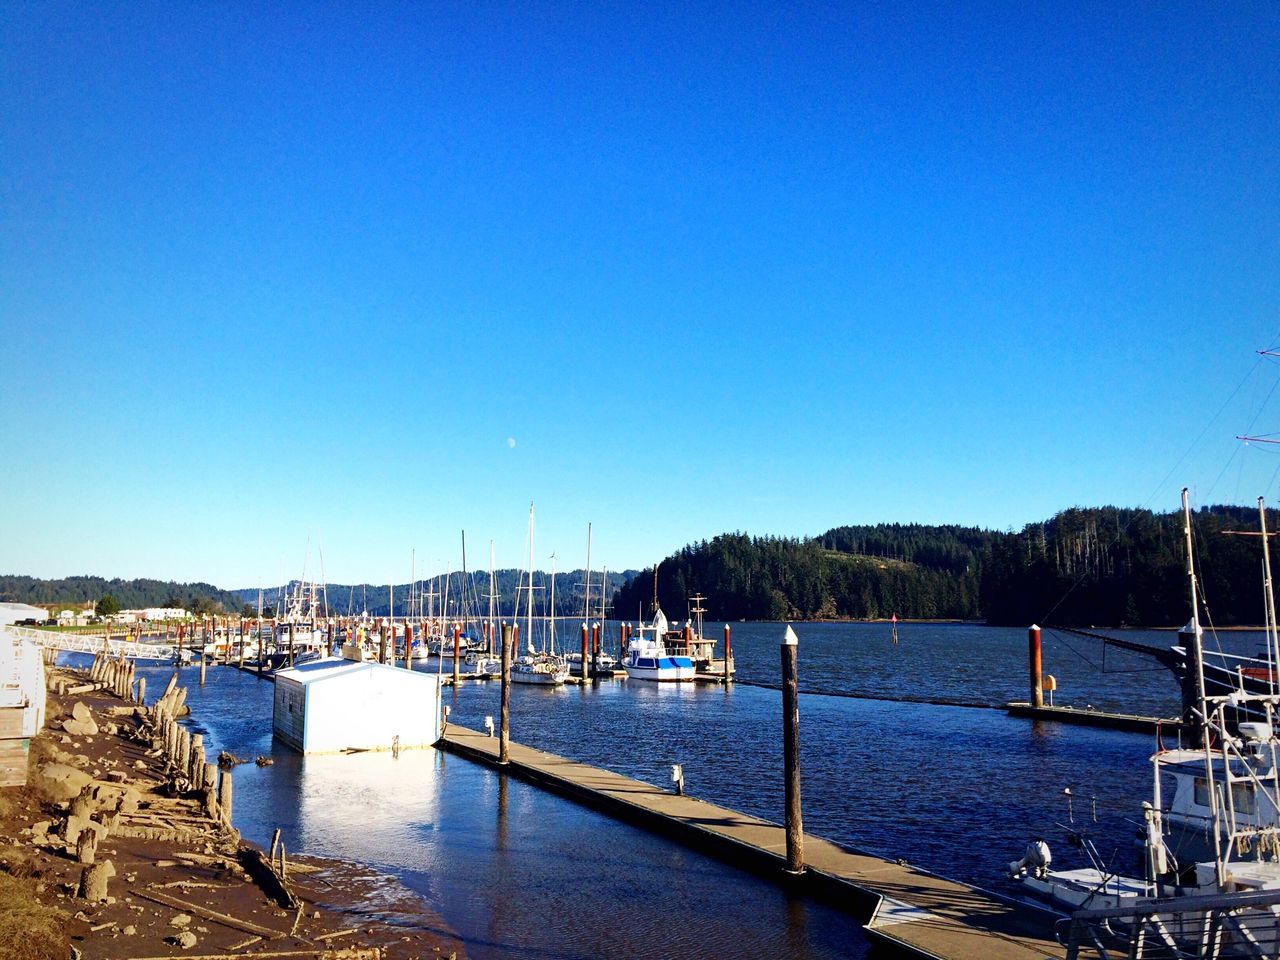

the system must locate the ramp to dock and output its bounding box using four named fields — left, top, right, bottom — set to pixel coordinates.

left=439, top=724, right=1069, bottom=960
